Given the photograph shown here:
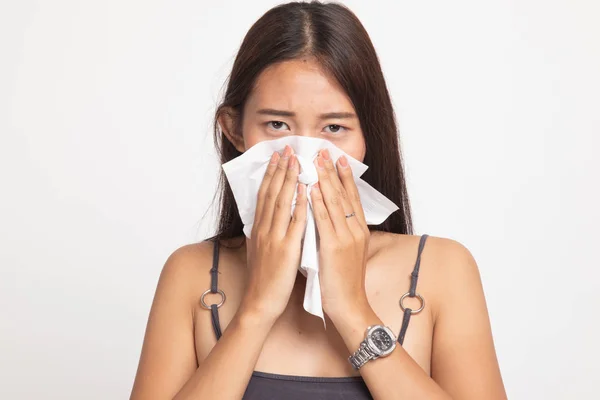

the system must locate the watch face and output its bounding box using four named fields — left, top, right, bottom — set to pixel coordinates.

left=371, top=328, right=394, bottom=351
left=366, top=326, right=397, bottom=357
